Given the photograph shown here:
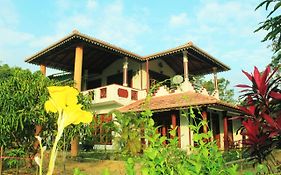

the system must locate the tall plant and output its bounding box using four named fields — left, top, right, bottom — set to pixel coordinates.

left=113, top=111, right=144, bottom=157
left=0, top=65, right=57, bottom=151
left=236, top=66, right=281, bottom=163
